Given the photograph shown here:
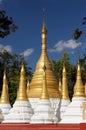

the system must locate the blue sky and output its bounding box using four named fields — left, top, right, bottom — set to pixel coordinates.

left=0, top=0, right=86, bottom=71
